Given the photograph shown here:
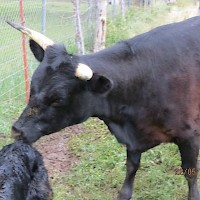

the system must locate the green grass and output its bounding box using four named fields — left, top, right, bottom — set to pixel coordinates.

left=0, top=1, right=200, bottom=200
left=52, top=118, right=199, bottom=200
